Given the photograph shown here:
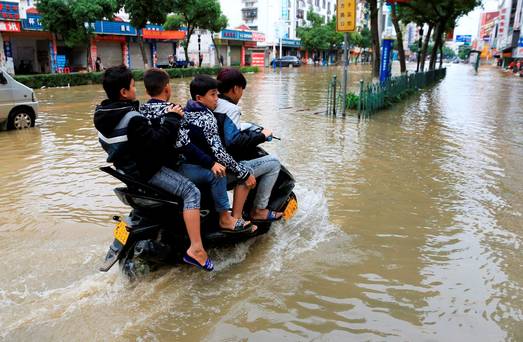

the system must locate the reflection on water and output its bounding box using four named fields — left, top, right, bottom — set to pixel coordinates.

left=0, top=64, right=522, bottom=341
